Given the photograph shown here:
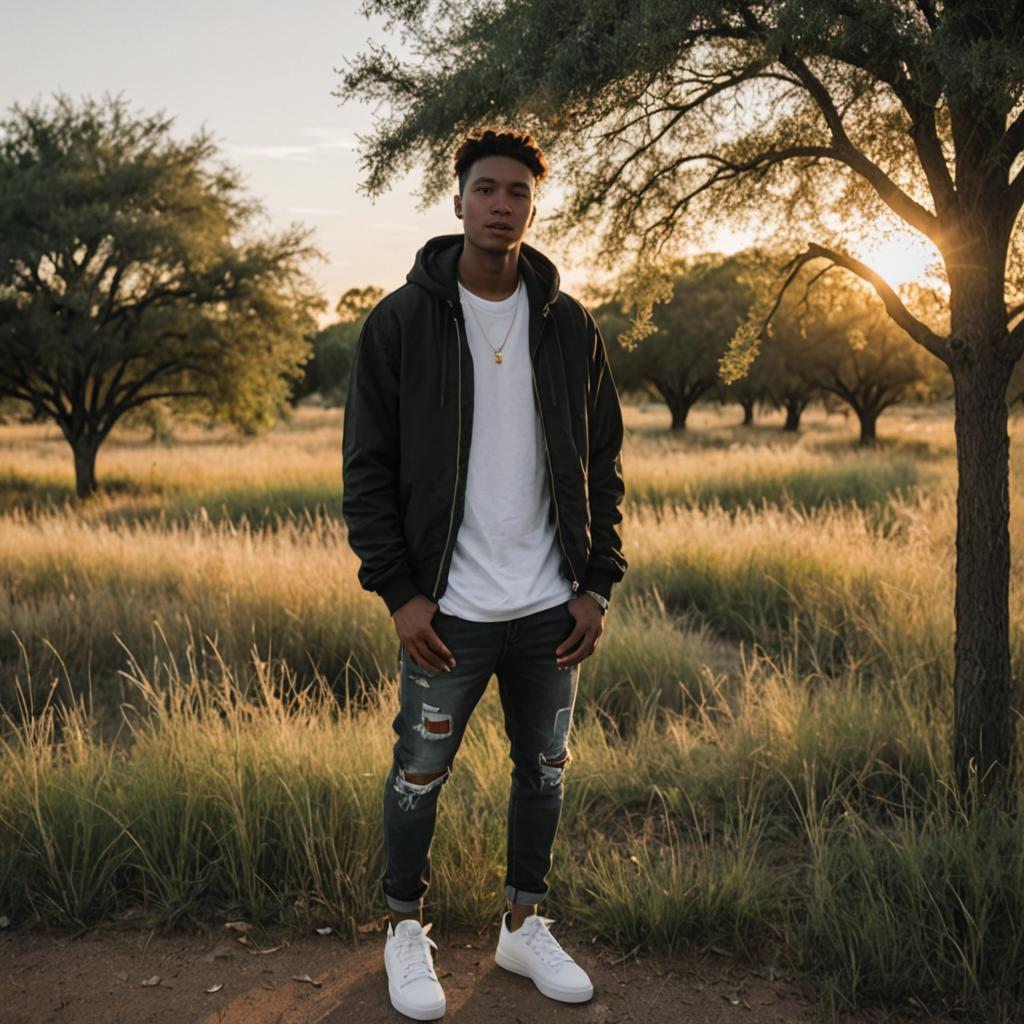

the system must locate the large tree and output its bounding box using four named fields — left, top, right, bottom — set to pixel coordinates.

left=0, top=94, right=323, bottom=497
left=342, top=0, right=1024, bottom=797
left=752, top=314, right=823, bottom=432
left=769, top=277, right=931, bottom=443
left=606, top=254, right=755, bottom=429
